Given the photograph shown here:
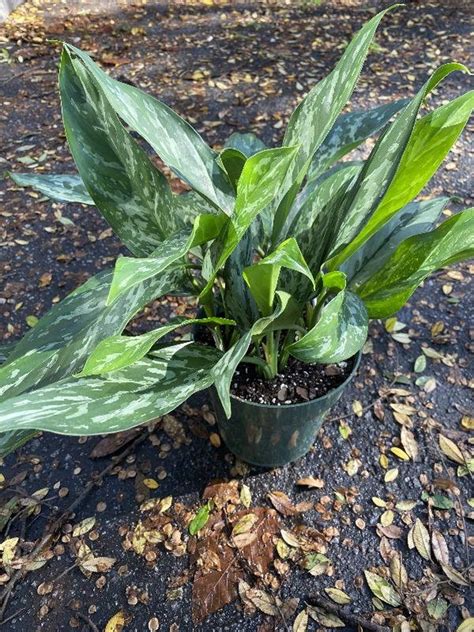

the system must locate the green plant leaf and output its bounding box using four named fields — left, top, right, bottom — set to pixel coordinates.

left=224, top=132, right=266, bottom=157
left=288, top=290, right=368, bottom=364
left=188, top=501, right=212, bottom=535
left=290, top=163, right=362, bottom=287
left=106, top=213, right=227, bottom=305
left=217, top=147, right=247, bottom=189
left=364, top=570, right=401, bottom=607
left=8, top=172, right=94, bottom=204
left=243, top=237, right=314, bottom=316
left=222, top=231, right=260, bottom=330
left=199, top=146, right=299, bottom=303
left=0, top=342, right=16, bottom=365
left=272, top=6, right=394, bottom=243
left=212, top=293, right=292, bottom=418
left=79, top=317, right=234, bottom=377
left=65, top=44, right=235, bottom=214
left=0, top=344, right=221, bottom=436
left=344, top=197, right=450, bottom=286
left=357, top=208, right=474, bottom=317
left=61, top=48, right=184, bottom=256
left=334, top=90, right=473, bottom=265
left=0, top=430, right=38, bottom=458
left=327, top=62, right=468, bottom=268
left=0, top=266, right=185, bottom=447
left=307, top=99, right=409, bottom=180
left=290, top=163, right=362, bottom=239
